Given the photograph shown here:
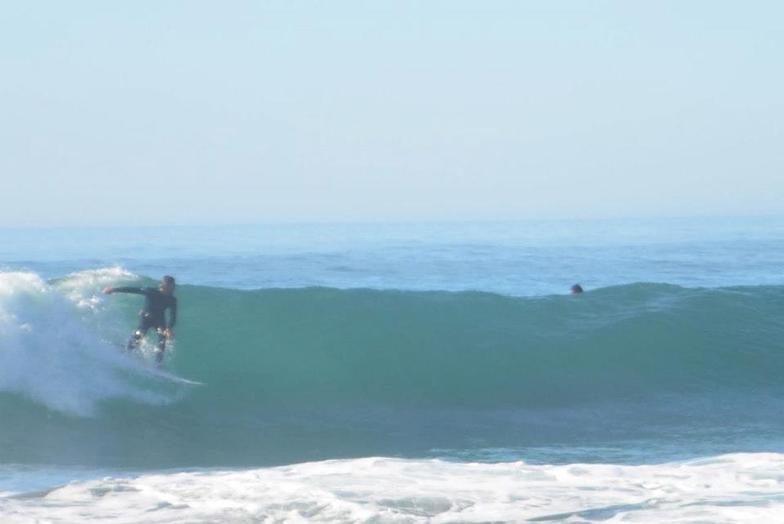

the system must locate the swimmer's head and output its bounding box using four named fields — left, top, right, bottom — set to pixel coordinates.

left=570, top=284, right=584, bottom=295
